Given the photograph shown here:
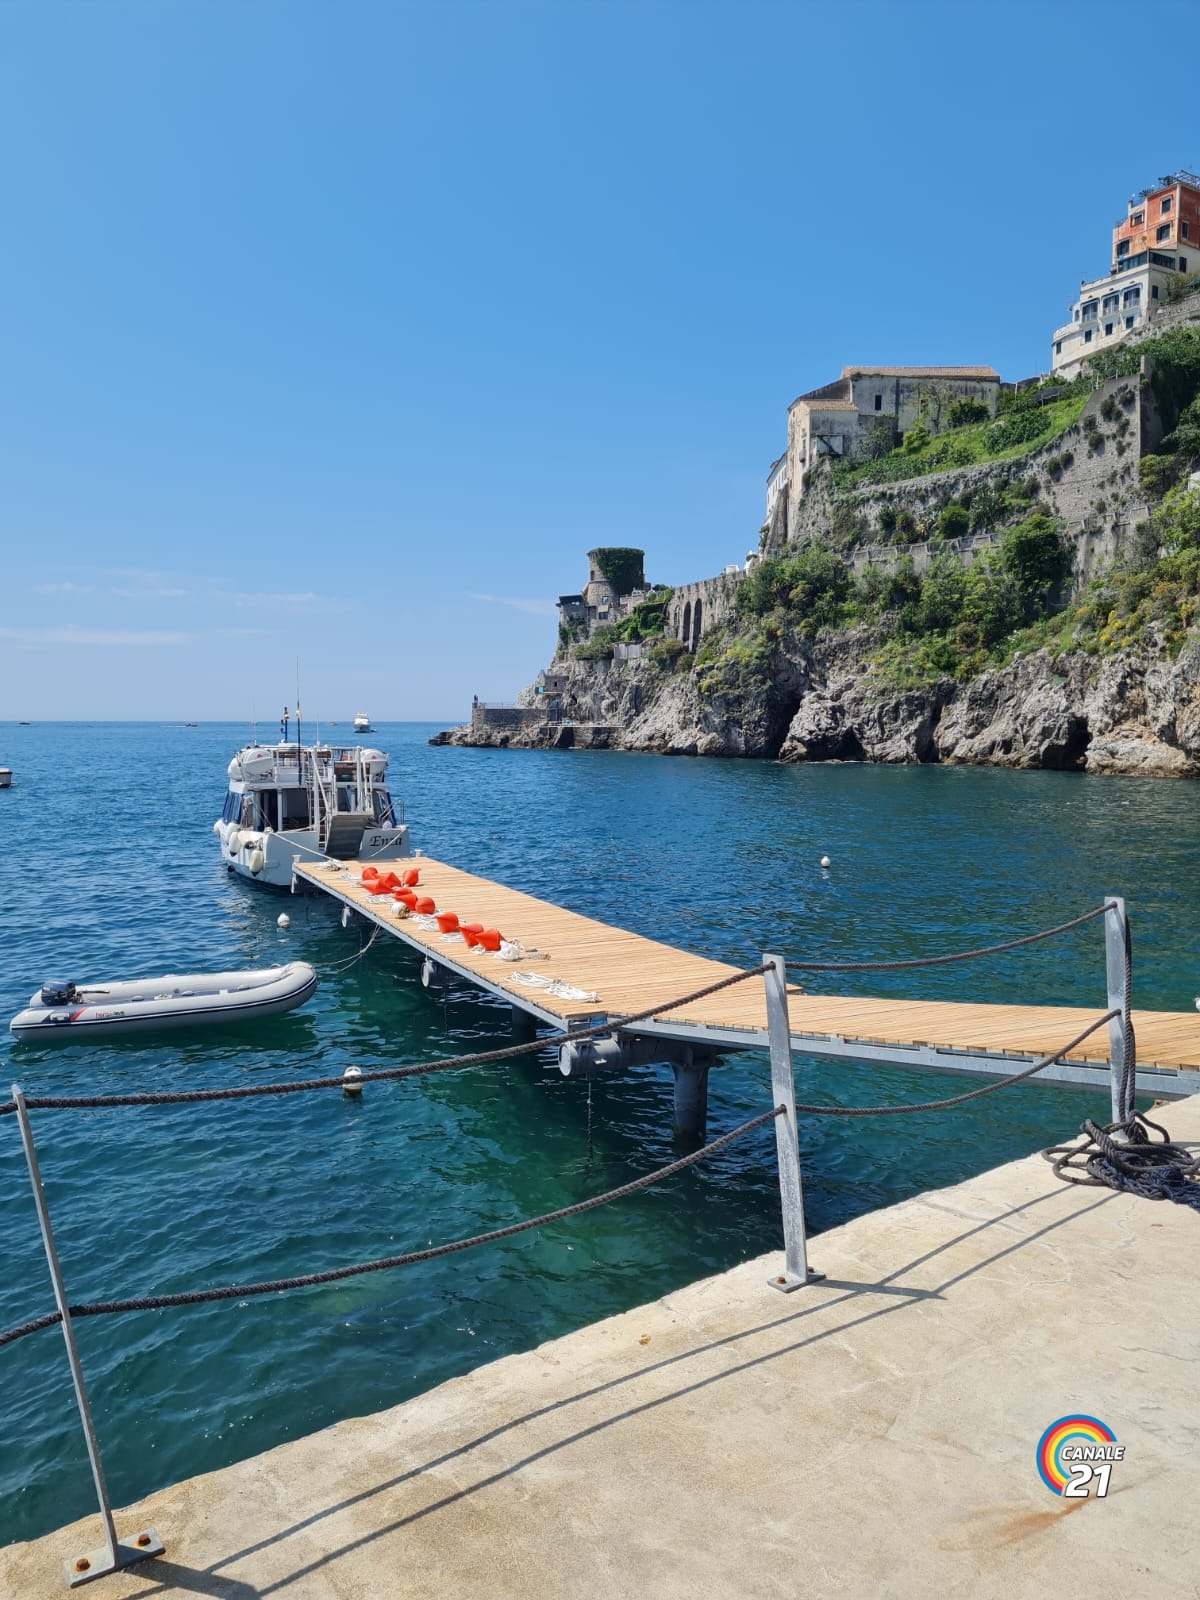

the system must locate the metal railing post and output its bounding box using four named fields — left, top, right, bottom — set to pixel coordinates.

left=12, top=1086, right=164, bottom=1588
left=762, top=957, right=823, bottom=1292
left=1103, top=897, right=1130, bottom=1124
